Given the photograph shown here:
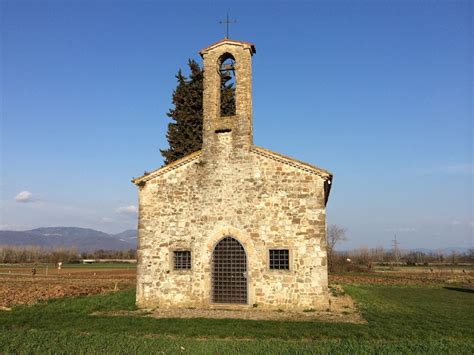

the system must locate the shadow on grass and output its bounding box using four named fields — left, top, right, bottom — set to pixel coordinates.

left=443, top=286, right=474, bottom=294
